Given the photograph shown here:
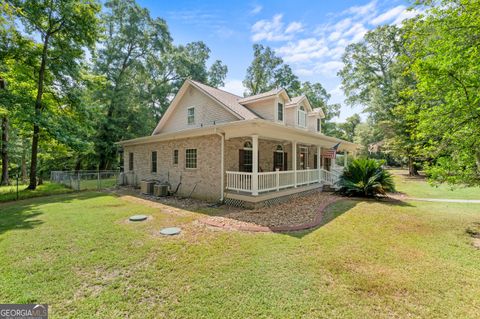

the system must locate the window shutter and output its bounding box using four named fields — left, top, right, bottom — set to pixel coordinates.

left=283, top=152, right=288, bottom=171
